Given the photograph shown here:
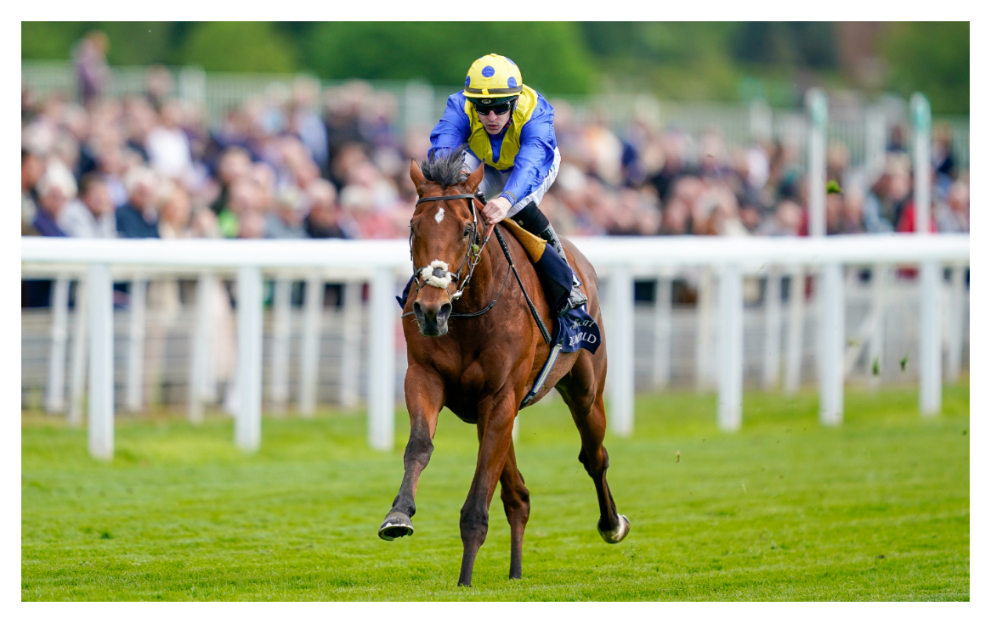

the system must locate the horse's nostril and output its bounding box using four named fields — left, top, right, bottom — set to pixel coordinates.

left=413, top=301, right=424, bottom=316
left=438, top=303, right=452, bottom=320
